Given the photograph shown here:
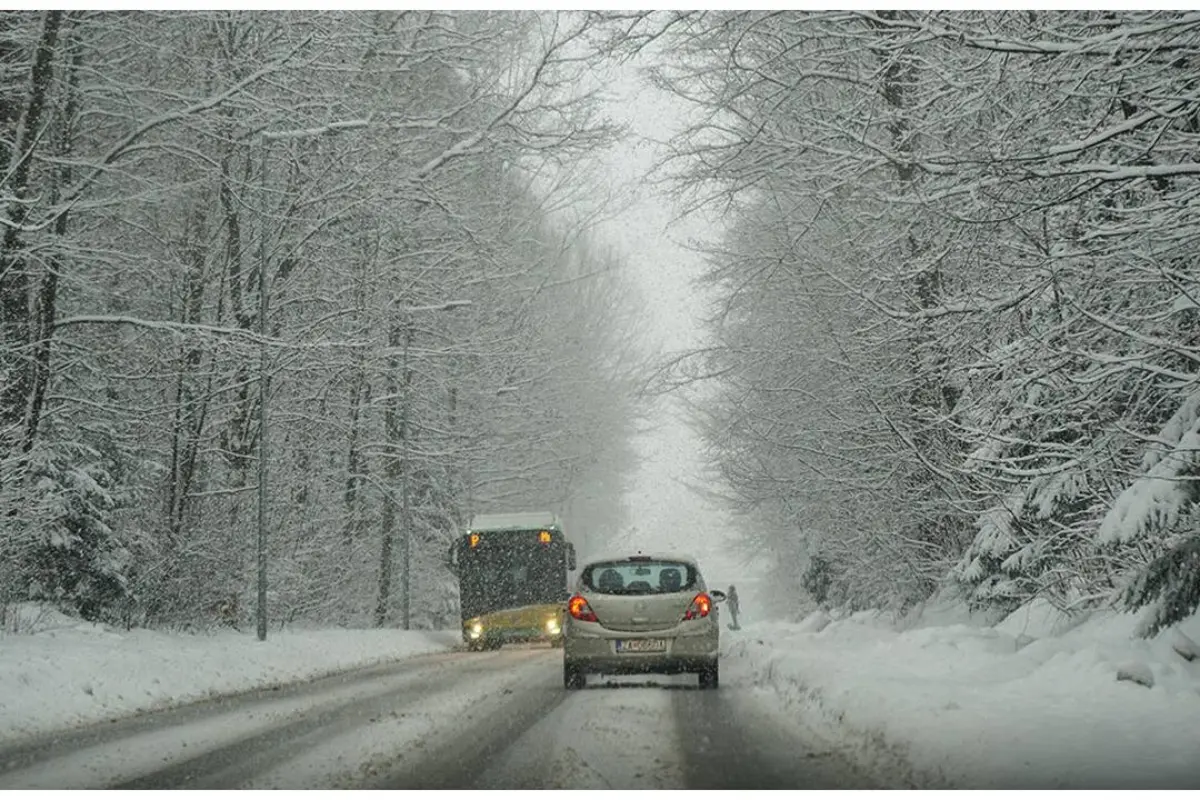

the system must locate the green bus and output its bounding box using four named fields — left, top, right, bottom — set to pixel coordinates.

left=448, top=511, right=576, bottom=651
